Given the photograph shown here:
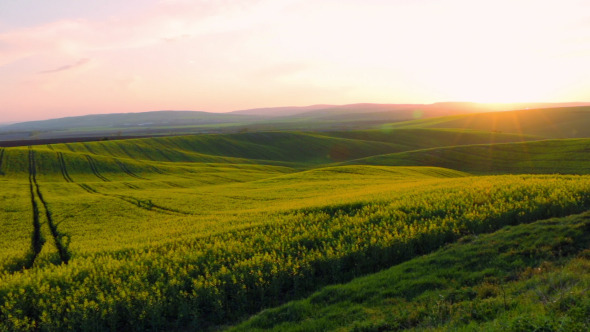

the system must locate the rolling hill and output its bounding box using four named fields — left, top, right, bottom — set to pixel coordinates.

left=388, top=106, right=590, bottom=138
left=346, top=138, right=590, bottom=174
left=230, top=211, right=590, bottom=331
left=1, top=122, right=589, bottom=331
left=4, top=102, right=589, bottom=143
